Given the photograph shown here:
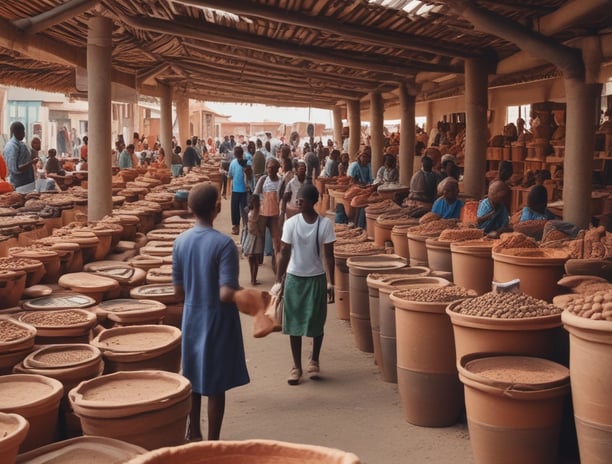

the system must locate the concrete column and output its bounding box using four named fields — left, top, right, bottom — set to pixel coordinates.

left=464, top=58, right=489, bottom=200
left=369, top=91, right=384, bottom=176
left=563, top=78, right=601, bottom=228
left=176, top=94, right=190, bottom=149
left=399, top=83, right=416, bottom=186
left=347, top=99, right=361, bottom=160
left=87, top=16, right=113, bottom=221
left=333, top=105, right=343, bottom=149
left=159, top=83, right=173, bottom=169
